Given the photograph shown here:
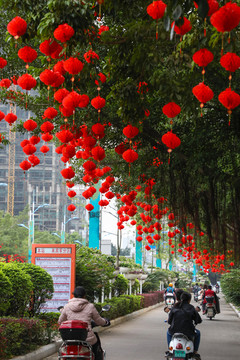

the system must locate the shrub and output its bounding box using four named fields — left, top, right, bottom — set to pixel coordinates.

left=0, top=270, right=12, bottom=316
left=221, top=269, right=240, bottom=307
left=112, top=274, right=129, bottom=296
left=0, top=317, right=47, bottom=359
left=18, top=263, right=54, bottom=316
left=0, top=263, right=33, bottom=317
left=37, top=312, right=60, bottom=342
left=140, top=291, right=164, bottom=307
